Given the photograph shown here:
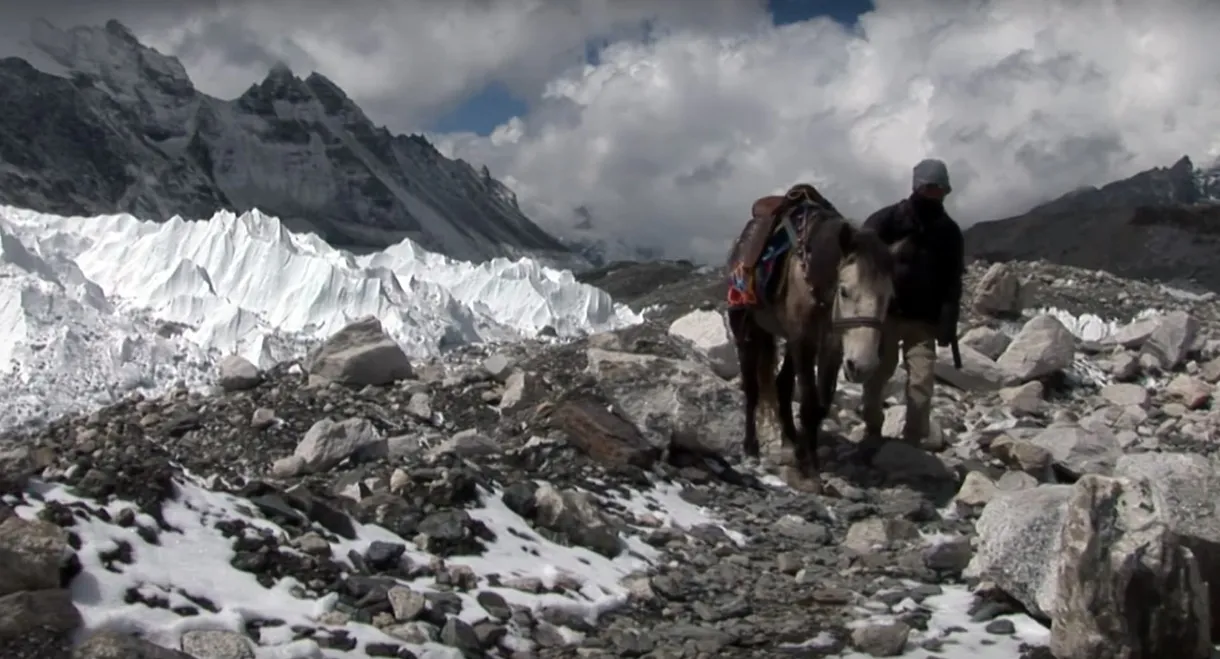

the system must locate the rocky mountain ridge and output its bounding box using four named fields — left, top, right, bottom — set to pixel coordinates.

left=964, top=155, right=1220, bottom=292
left=0, top=19, right=581, bottom=267
left=1027, top=155, right=1220, bottom=214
